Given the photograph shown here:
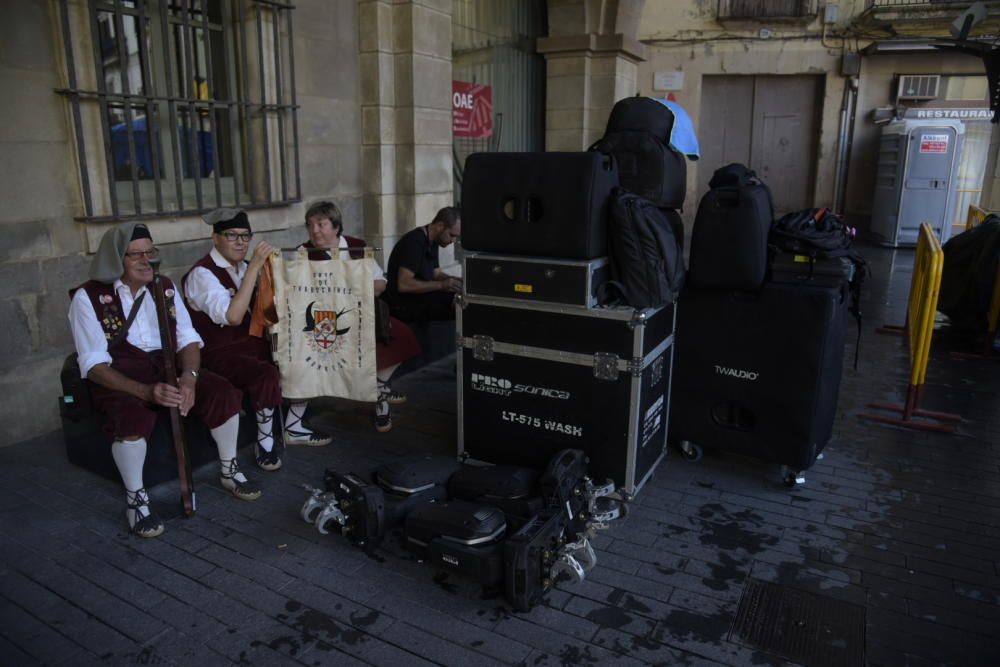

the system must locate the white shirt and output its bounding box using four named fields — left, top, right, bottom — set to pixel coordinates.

left=183, top=247, right=249, bottom=326
left=339, top=235, right=386, bottom=282
left=69, top=279, right=204, bottom=379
